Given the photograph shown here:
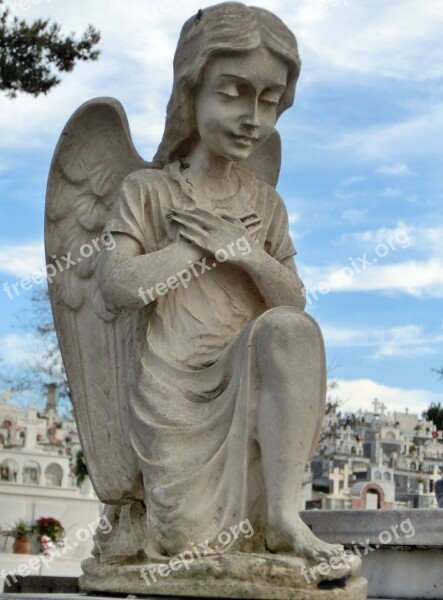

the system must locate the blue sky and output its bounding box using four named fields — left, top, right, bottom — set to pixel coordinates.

left=1, top=0, right=442, bottom=414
